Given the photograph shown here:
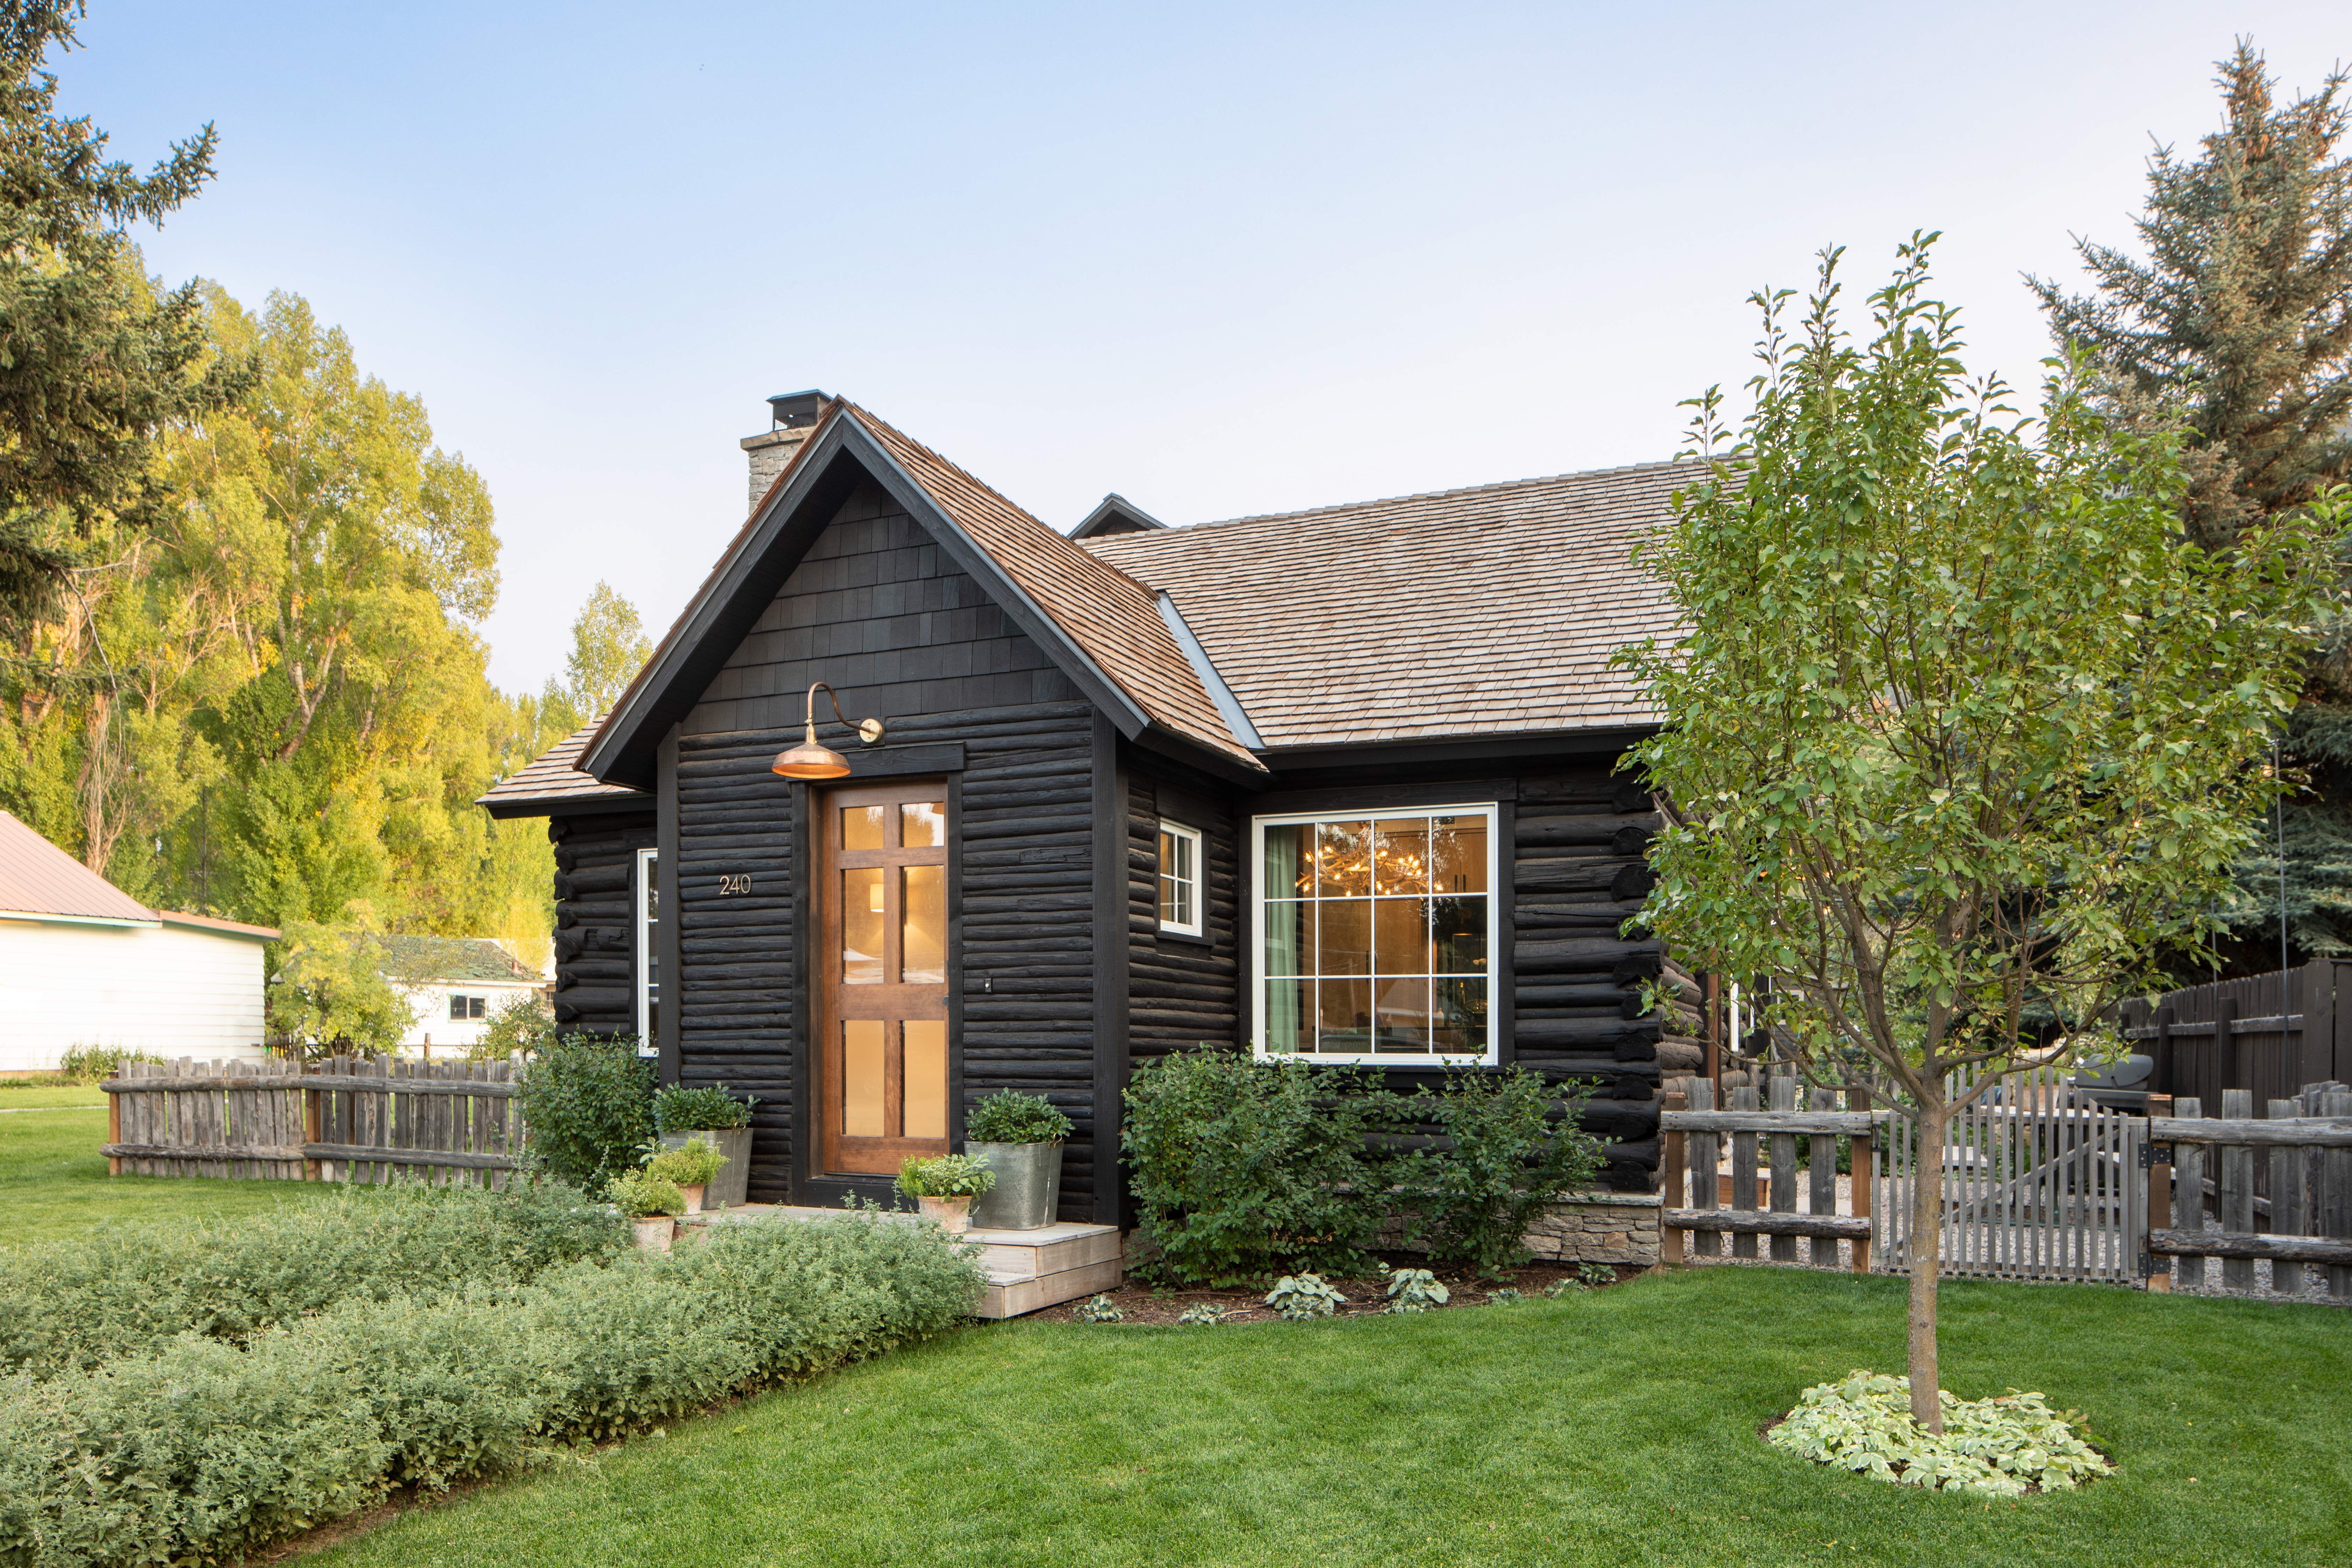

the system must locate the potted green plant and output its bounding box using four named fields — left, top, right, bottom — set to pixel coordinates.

left=609, top=1169, right=687, bottom=1252
left=652, top=1083, right=757, bottom=1209
left=895, top=1153, right=995, bottom=1235
left=645, top=1136, right=726, bottom=1216
left=964, top=1089, right=1072, bottom=1230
